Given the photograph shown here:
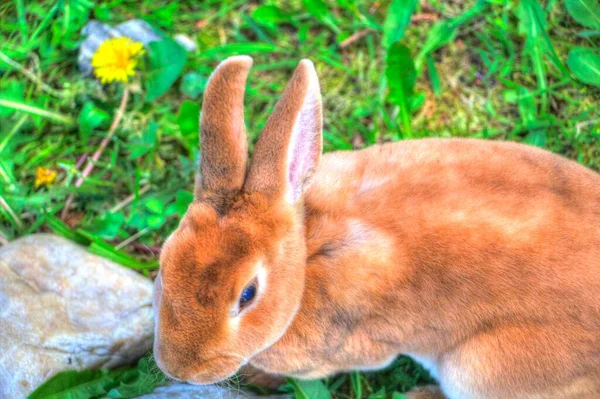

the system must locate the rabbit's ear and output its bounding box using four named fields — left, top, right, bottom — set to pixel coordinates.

left=196, top=56, right=252, bottom=198
left=245, top=60, right=322, bottom=205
